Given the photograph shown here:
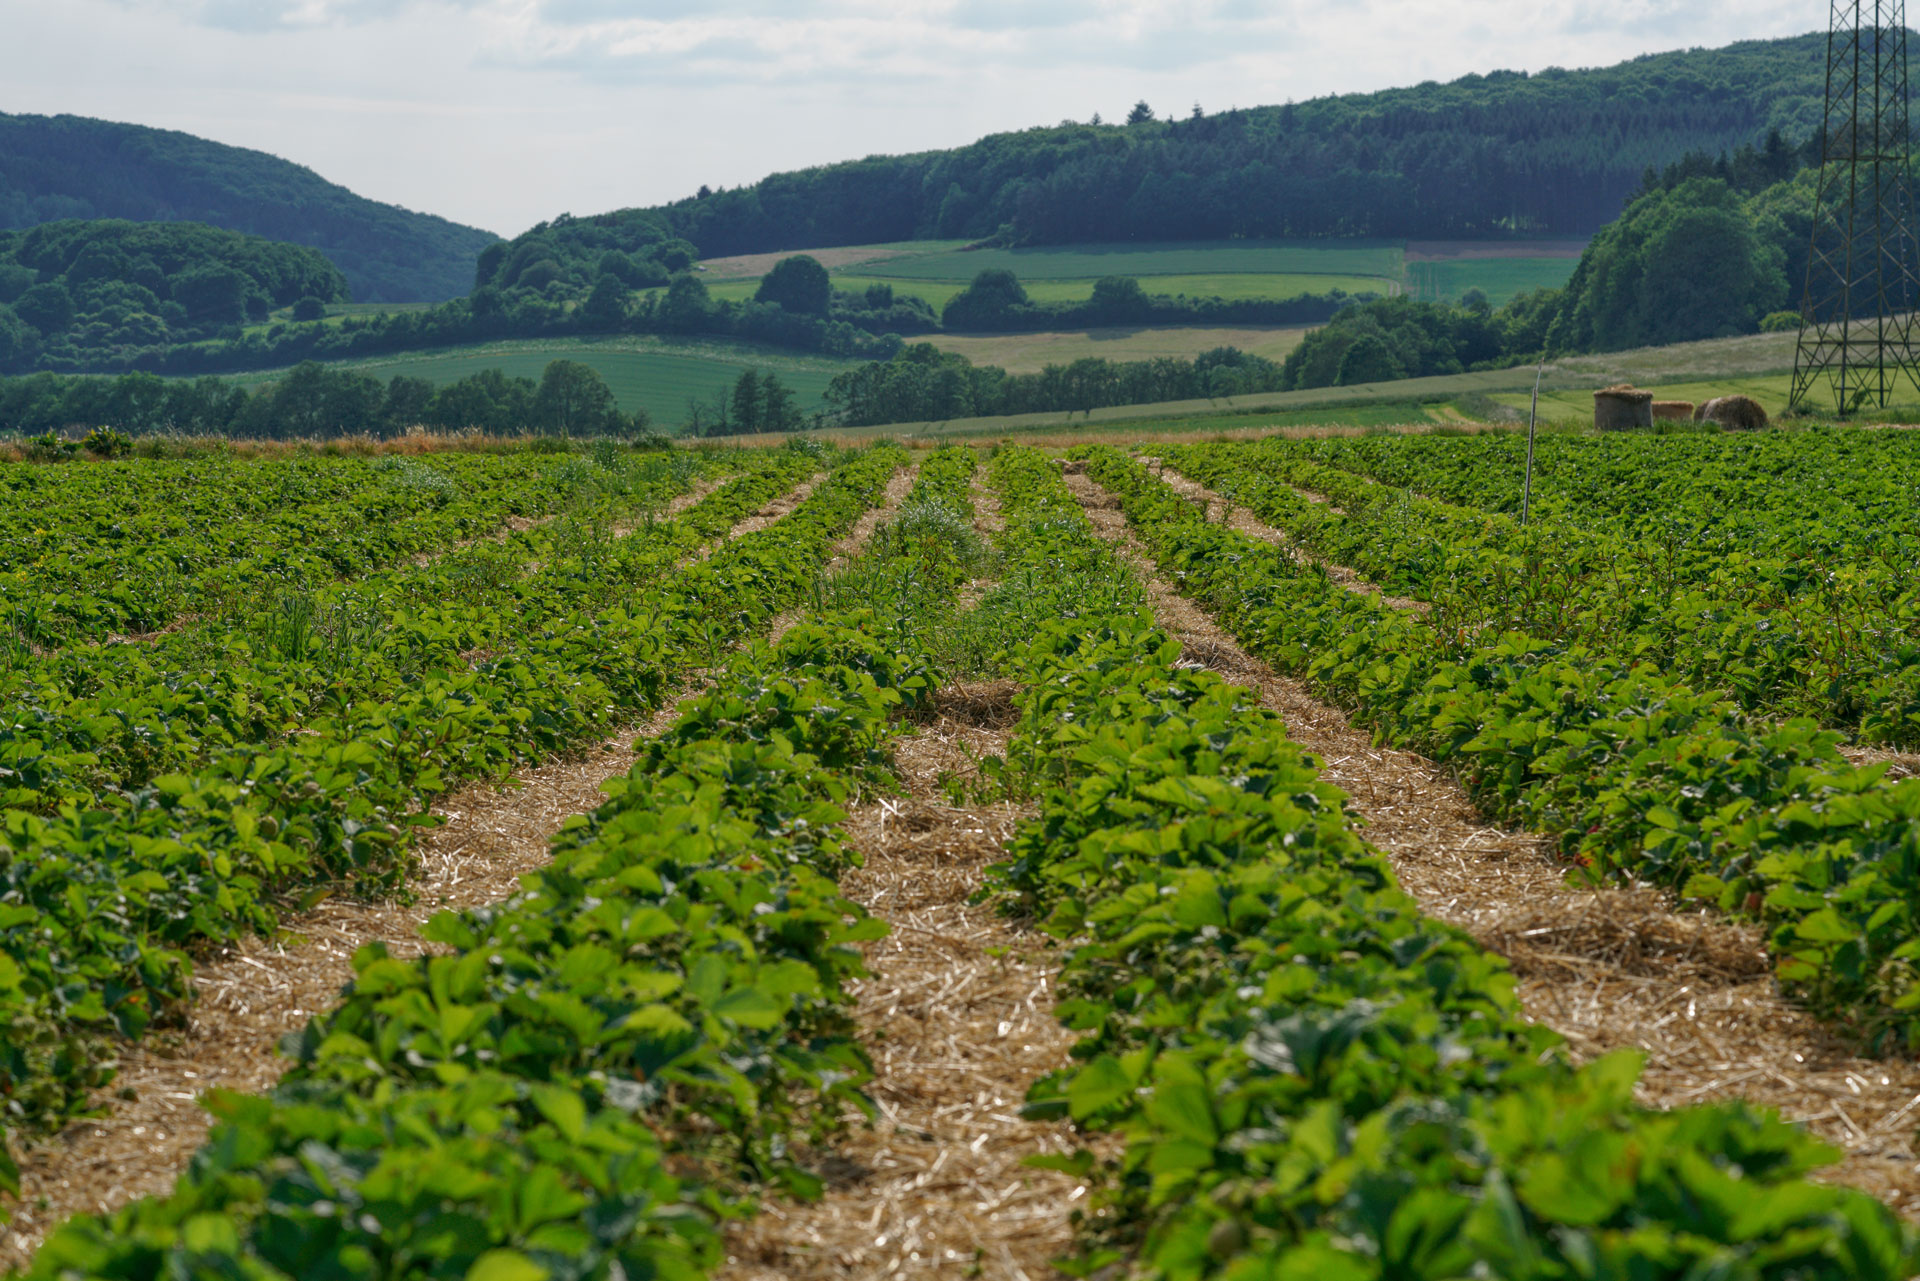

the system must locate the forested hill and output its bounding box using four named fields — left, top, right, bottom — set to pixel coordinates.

left=631, top=32, right=1840, bottom=256
left=0, top=112, right=498, bottom=303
